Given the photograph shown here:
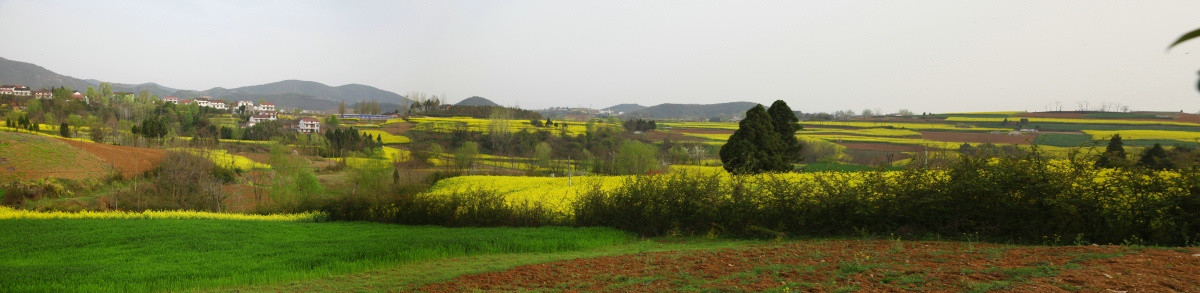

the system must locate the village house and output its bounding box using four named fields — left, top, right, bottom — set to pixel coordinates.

left=195, top=98, right=211, bottom=107
left=248, top=111, right=277, bottom=127
left=163, top=96, right=179, bottom=104
left=34, top=90, right=52, bottom=99
left=0, top=85, right=15, bottom=95
left=255, top=102, right=275, bottom=112
left=210, top=100, right=229, bottom=110
left=297, top=117, right=320, bottom=133
left=13, top=86, right=32, bottom=96
left=179, top=99, right=192, bottom=105
left=236, top=100, right=254, bottom=111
